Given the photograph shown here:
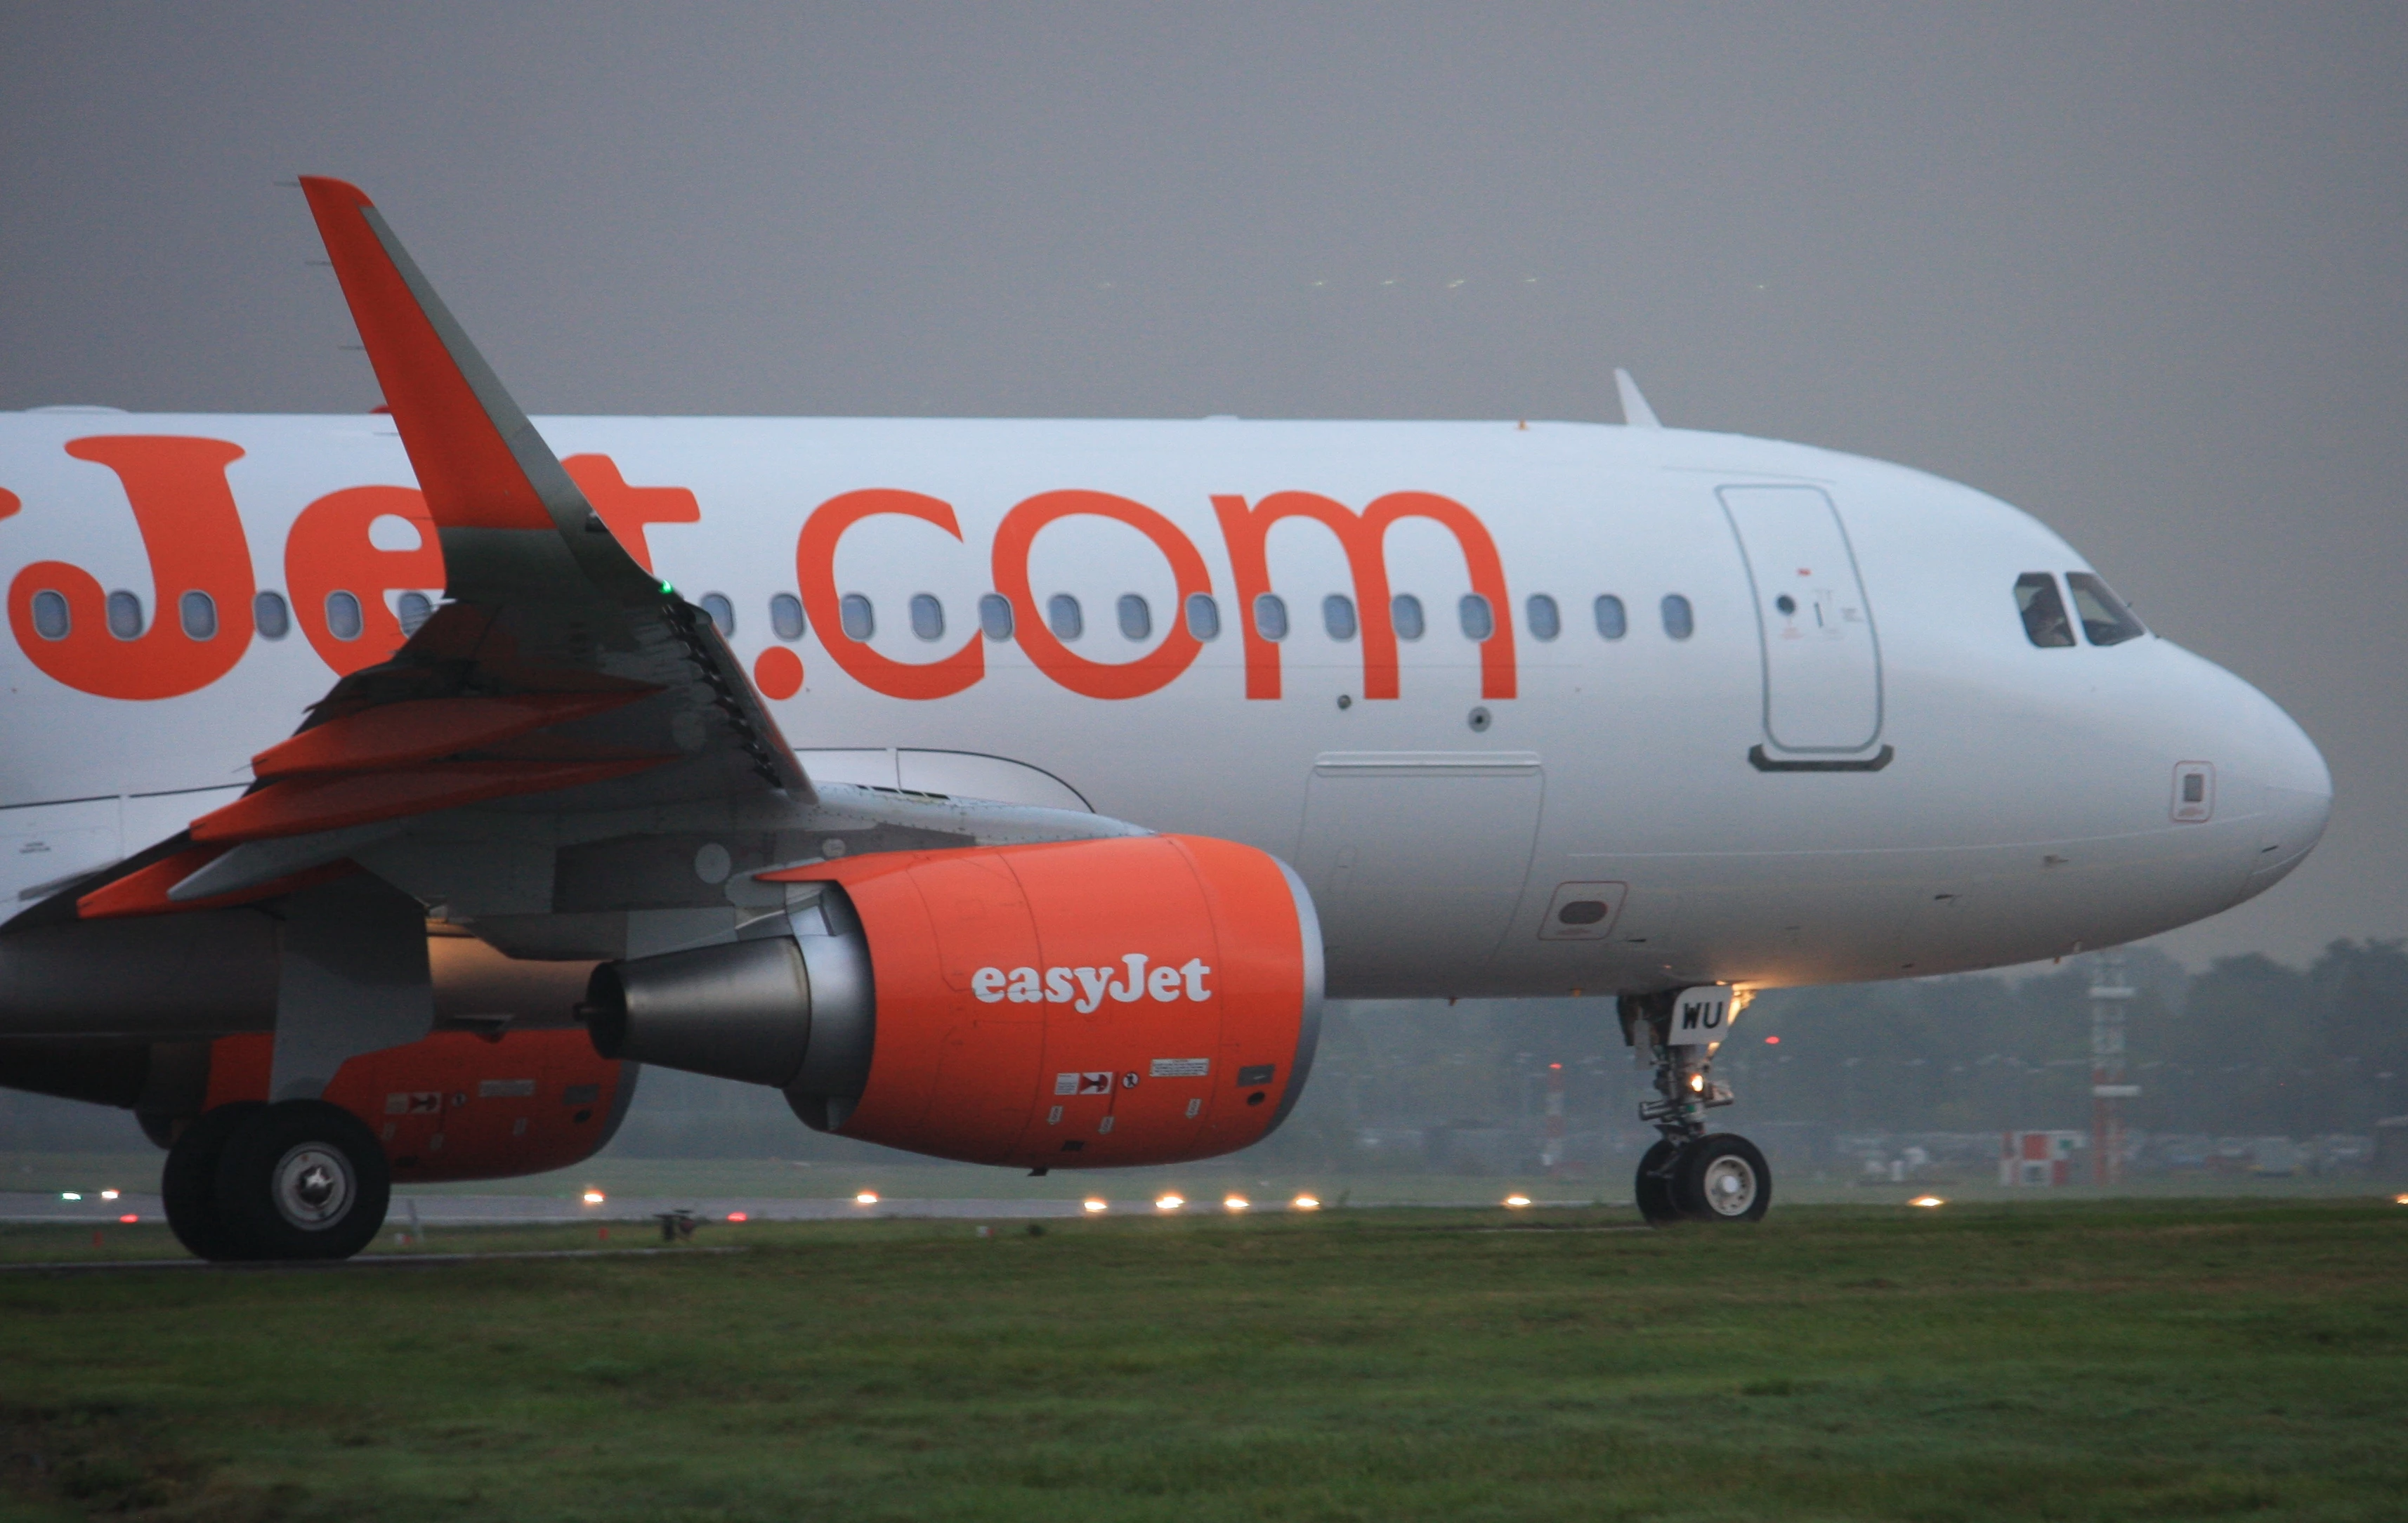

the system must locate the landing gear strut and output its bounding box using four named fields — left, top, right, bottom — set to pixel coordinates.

left=1621, top=988, right=1772, bottom=1224
left=162, top=1100, right=391, bottom=1262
